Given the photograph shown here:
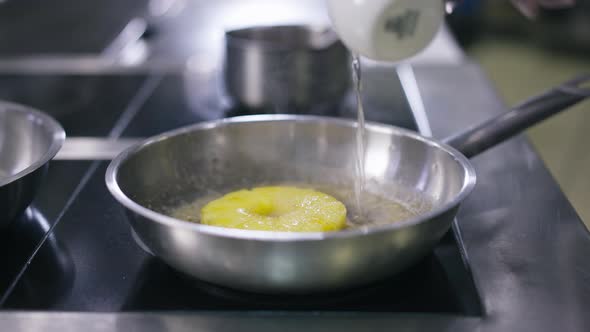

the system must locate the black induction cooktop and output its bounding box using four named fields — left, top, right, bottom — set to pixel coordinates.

left=0, top=71, right=482, bottom=315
